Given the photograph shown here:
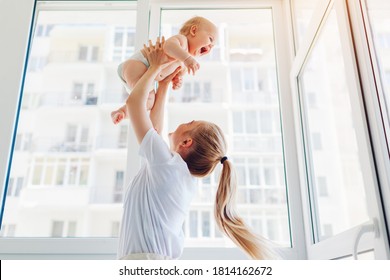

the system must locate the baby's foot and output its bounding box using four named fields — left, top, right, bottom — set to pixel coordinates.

left=111, top=110, right=125, bottom=124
